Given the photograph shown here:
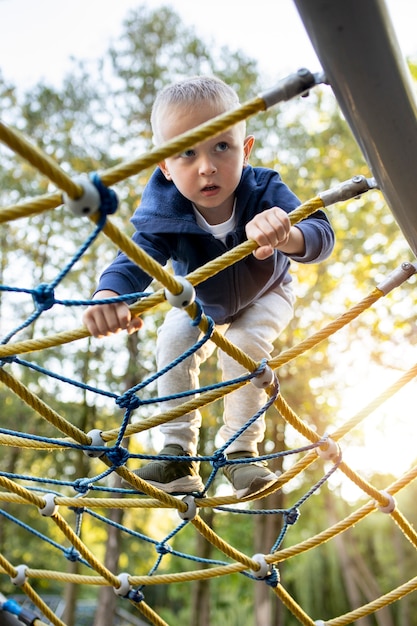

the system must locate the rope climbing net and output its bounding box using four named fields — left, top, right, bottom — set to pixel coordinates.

left=1, top=69, right=417, bottom=626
